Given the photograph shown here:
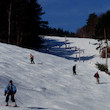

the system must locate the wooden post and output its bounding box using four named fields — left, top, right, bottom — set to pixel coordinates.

left=104, top=27, right=108, bottom=68
left=104, top=27, right=107, bottom=43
